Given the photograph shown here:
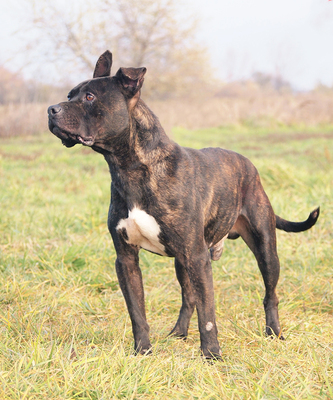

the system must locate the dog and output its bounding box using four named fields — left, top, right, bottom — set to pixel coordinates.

left=48, top=51, right=319, bottom=359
